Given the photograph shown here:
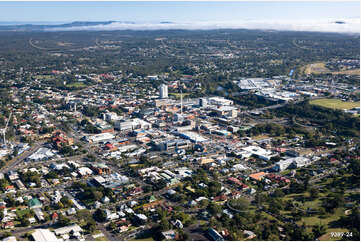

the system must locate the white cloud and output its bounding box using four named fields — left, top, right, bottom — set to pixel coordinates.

left=47, top=18, right=360, bottom=33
